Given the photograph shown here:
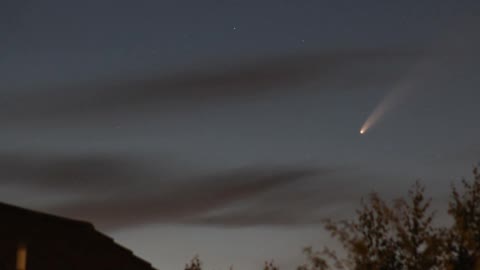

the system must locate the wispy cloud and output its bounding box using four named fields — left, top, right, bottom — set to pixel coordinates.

left=3, top=48, right=419, bottom=124
left=0, top=152, right=179, bottom=191
left=0, top=151, right=395, bottom=231
left=45, top=166, right=328, bottom=231
left=182, top=171, right=379, bottom=227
